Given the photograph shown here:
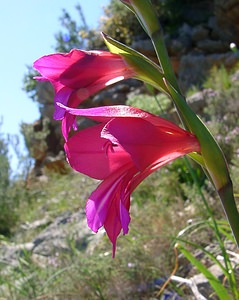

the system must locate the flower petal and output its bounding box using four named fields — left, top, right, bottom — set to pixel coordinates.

left=33, top=50, right=96, bottom=80
left=34, top=50, right=135, bottom=124
left=65, top=123, right=133, bottom=180
left=57, top=103, right=186, bottom=132
left=102, top=117, right=200, bottom=170
left=86, top=165, right=134, bottom=257
left=53, top=87, right=73, bottom=120
left=56, top=103, right=149, bottom=120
